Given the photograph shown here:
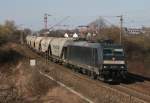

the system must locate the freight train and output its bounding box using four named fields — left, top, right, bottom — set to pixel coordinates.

left=26, top=36, right=128, bottom=82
